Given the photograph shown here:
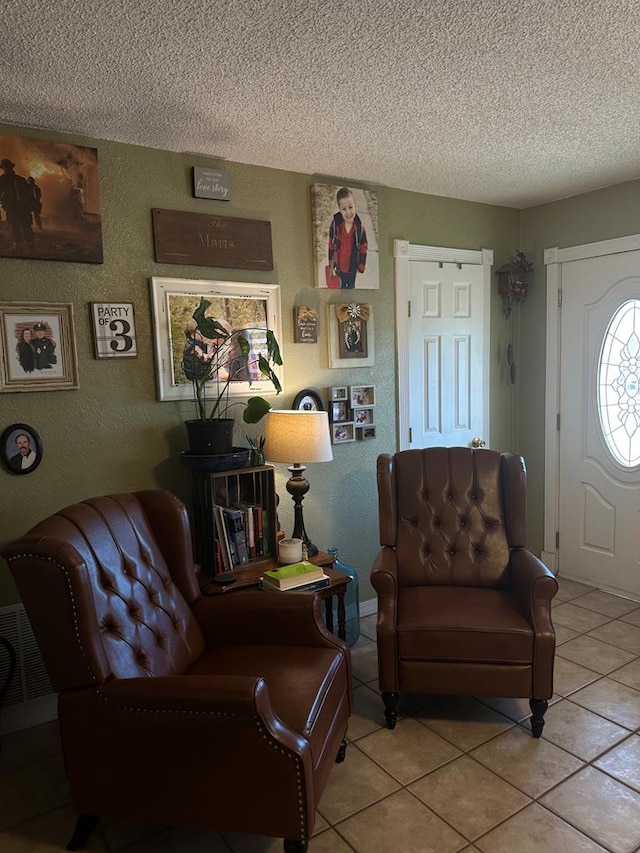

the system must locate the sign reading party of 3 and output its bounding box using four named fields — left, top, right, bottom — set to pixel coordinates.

left=90, top=302, right=138, bottom=359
